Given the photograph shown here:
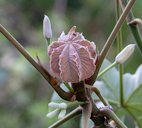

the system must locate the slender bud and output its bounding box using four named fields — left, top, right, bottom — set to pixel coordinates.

left=58, top=109, right=66, bottom=119
left=48, top=102, right=60, bottom=108
left=115, top=44, right=135, bottom=64
left=46, top=109, right=59, bottom=118
left=43, top=15, right=52, bottom=39
left=129, top=18, right=142, bottom=26
left=59, top=103, right=67, bottom=109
